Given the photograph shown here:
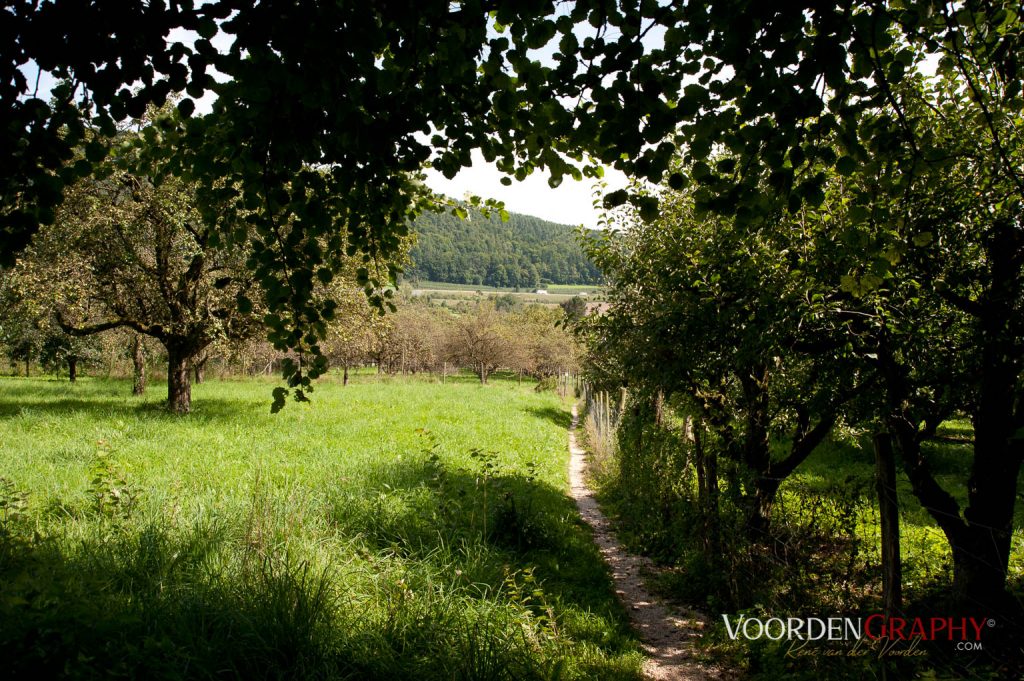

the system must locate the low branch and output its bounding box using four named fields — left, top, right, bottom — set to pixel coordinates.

left=55, top=310, right=125, bottom=337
